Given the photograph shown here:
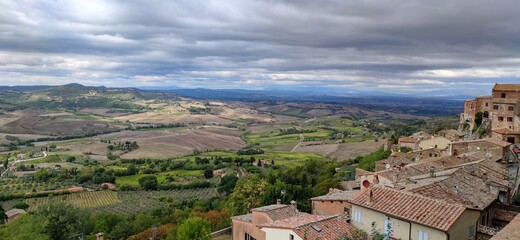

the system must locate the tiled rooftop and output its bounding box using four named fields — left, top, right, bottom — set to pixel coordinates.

left=251, top=204, right=289, bottom=212
left=231, top=213, right=252, bottom=222
left=258, top=213, right=324, bottom=229
left=493, top=84, right=520, bottom=92
left=5, top=209, right=25, bottom=218
left=408, top=168, right=498, bottom=210
left=492, top=128, right=520, bottom=135
left=484, top=138, right=513, bottom=148
left=311, top=190, right=360, bottom=201
left=490, top=213, right=520, bottom=240
left=399, top=136, right=416, bottom=143
left=260, top=214, right=357, bottom=240
left=350, top=187, right=467, bottom=232
left=252, top=204, right=299, bottom=221
left=293, top=215, right=357, bottom=240
left=494, top=209, right=518, bottom=222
